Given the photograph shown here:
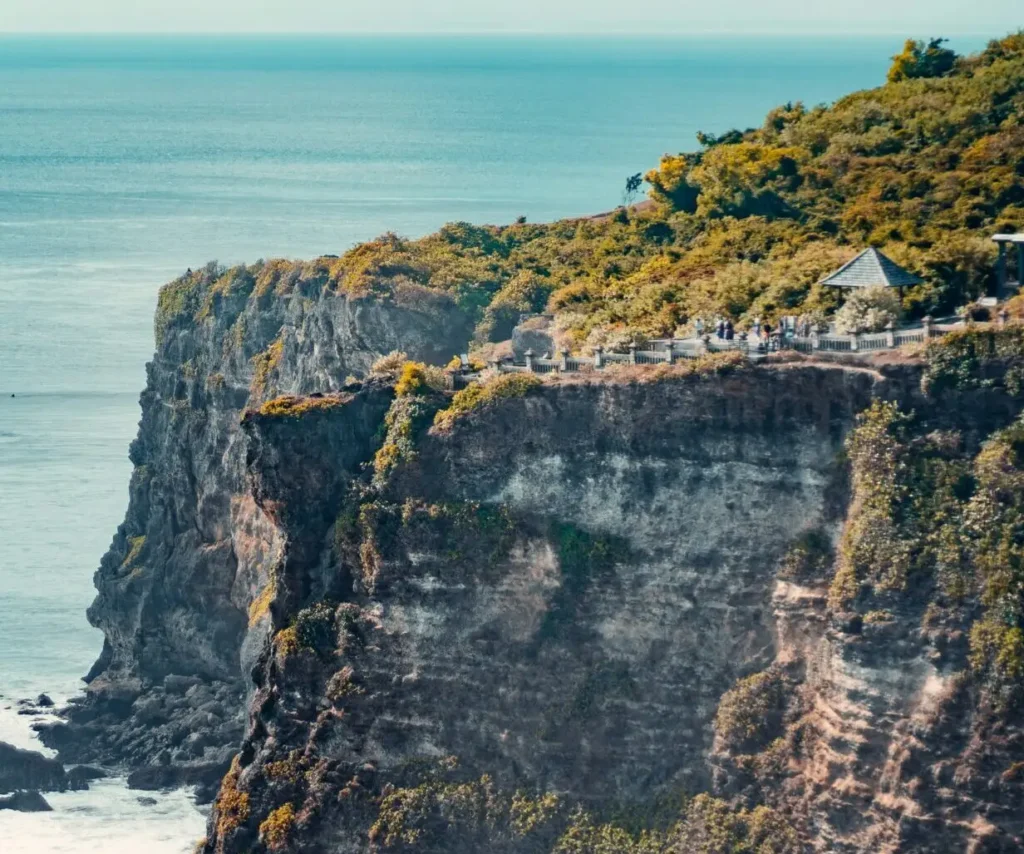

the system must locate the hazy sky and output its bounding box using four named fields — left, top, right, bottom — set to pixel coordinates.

left=0, top=0, right=1019, bottom=35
